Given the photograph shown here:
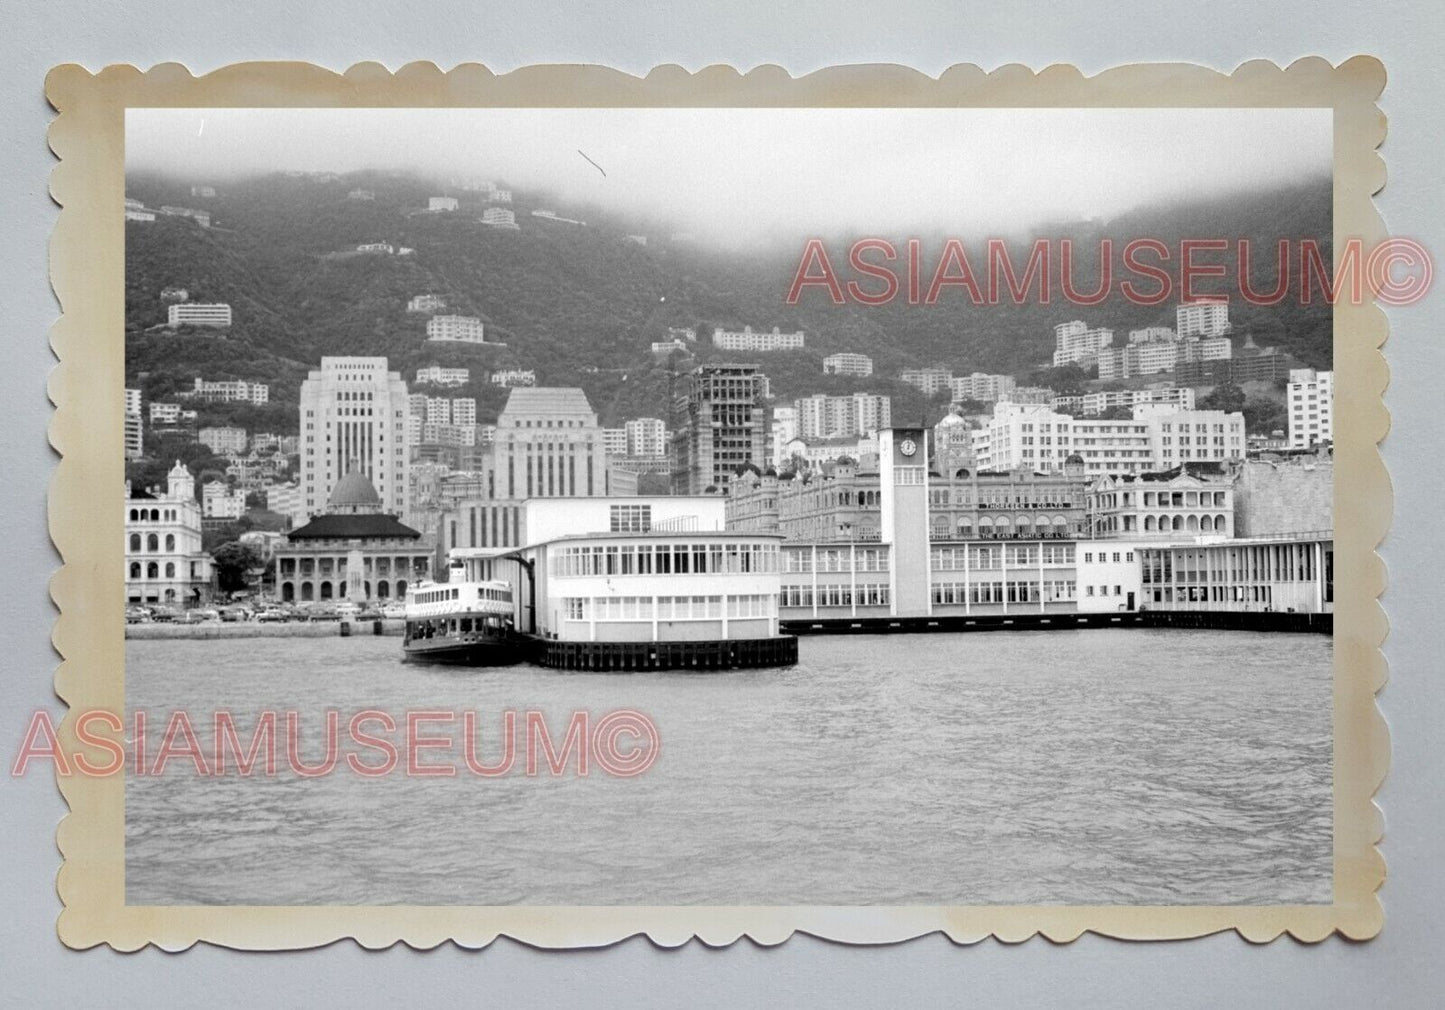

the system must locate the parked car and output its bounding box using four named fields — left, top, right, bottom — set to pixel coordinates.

left=307, top=604, right=340, bottom=622
left=356, top=606, right=382, bottom=622
left=335, top=602, right=362, bottom=621
left=125, top=605, right=152, bottom=624
left=255, top=609, right=289, bottom=623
